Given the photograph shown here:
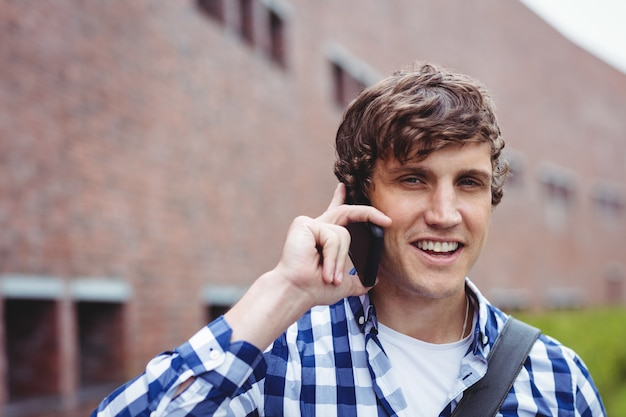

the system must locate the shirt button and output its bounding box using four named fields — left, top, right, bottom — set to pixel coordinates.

left=209, top=349, right=222, bottom=360
left=358, top=316, right=365, bottom=325
left=482, top=335, right=489, bottom=345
